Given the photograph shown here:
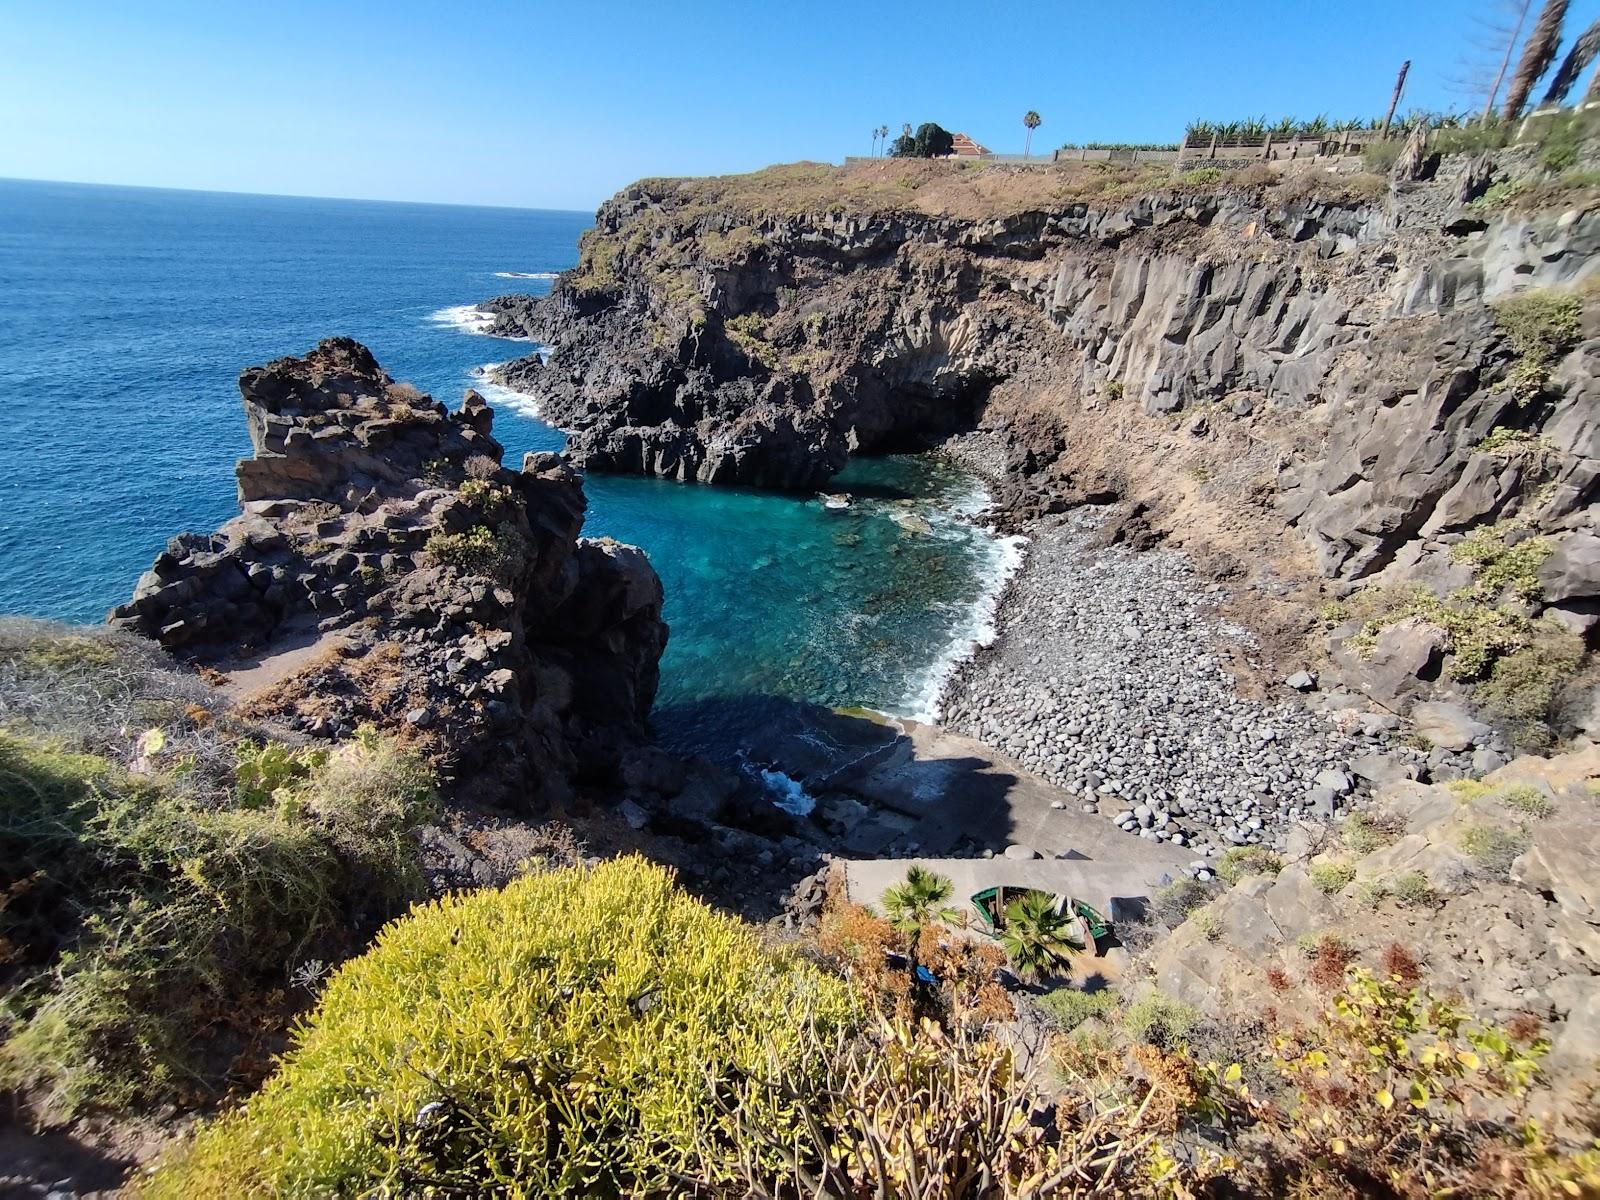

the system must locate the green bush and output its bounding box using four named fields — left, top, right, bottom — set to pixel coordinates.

left=1474, top=620, right=1586, bottom=744
left=1121, top=991, right=1199, bottom=1049
left=1342, top=812, right=1402, bottom=856
left=1491, top=291, right=1583, bottom=405
left=1499, top=783, right=1554, bottom=819
left=1037, top=986, right=1118, bottom=1031
left=1540, top=113, right=1583, bottom=173
left=1215, top=846, right=1283, bottom=885
left=1390, top=870, right=1438, bottom=908
left=424, top=523, right=529, bottom=584
left=1297, top=930, right=1351, bottom=958
left=0, top=724, right=435, bottom=1121
left=1337, top=566, right=1589, bottom=746
left=1362, top=139, right=1404, bottom=173
left=1353, top=870, right=1437, bottom=907
left=1151, top=876, right=1216, bottom=927
left=1179, top=167, right=1224, bottom=186
left=1458, top=823, right=1530, bottom=879
left=1309, top=860, right=1356, bottom=895
left=1470, top=178, right=1533, bottom=212
left=145, top=857, right=860, bottom=1198
left=458, top=478, right=512, bottom=517
left=1450, top=523, right=1553, bottom=603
